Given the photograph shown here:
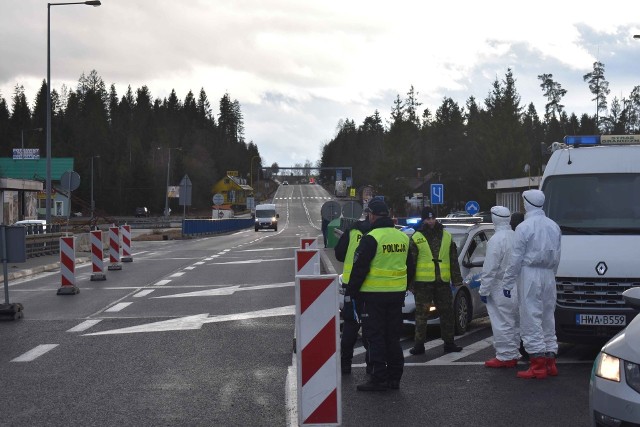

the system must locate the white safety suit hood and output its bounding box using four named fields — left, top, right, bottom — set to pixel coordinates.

left=490, top=206, right=511, bottom=230
left=522, top=189, right=545, bottom=214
